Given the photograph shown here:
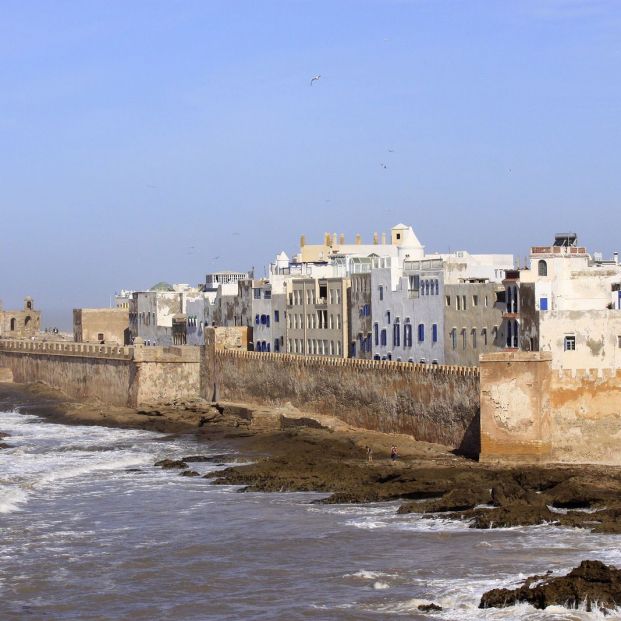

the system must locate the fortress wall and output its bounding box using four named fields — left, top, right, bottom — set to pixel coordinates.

left=480, top=351, right=621, bottom=465
left=203, top=345, right=481, bottom=454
